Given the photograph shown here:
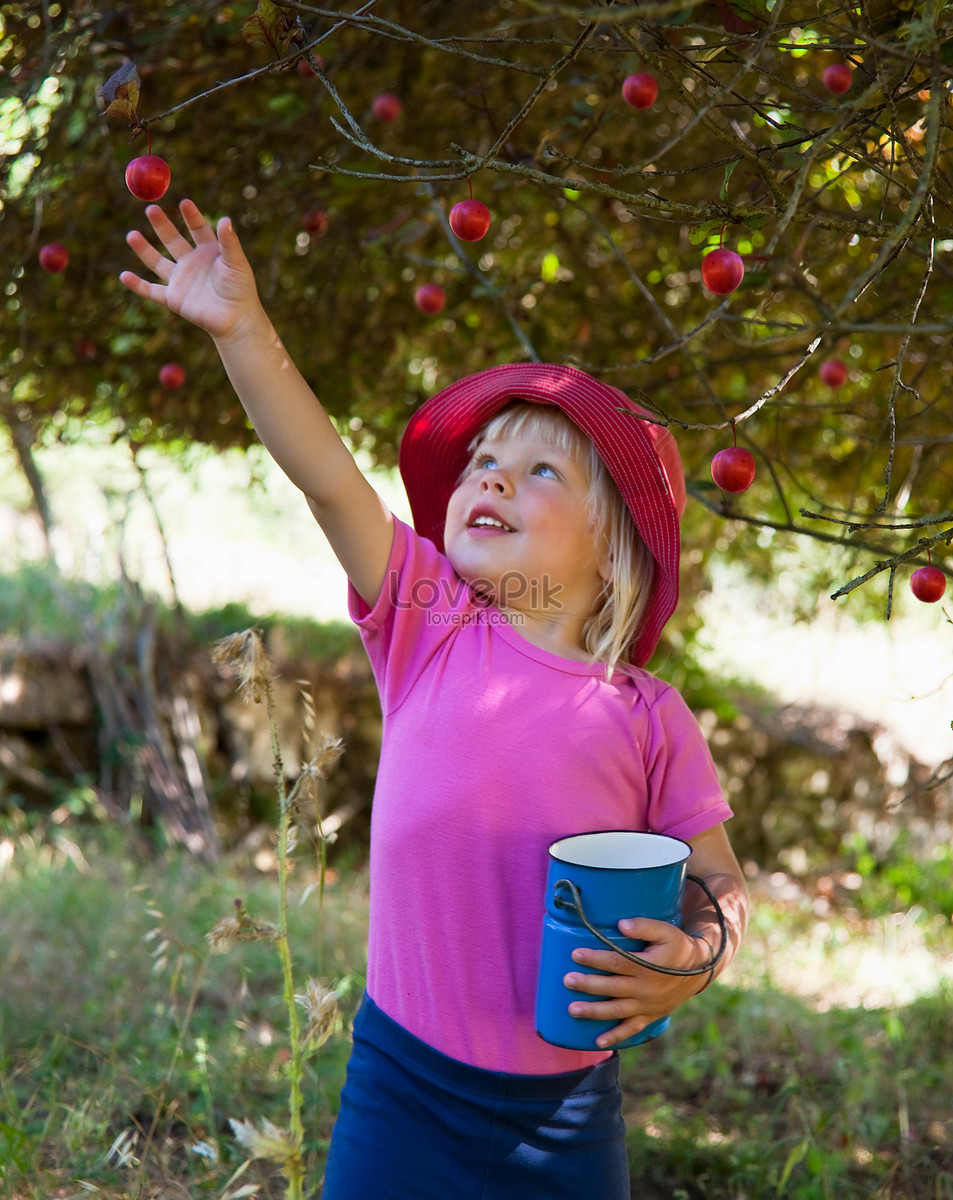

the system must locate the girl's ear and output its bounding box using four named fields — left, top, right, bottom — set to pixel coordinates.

left=598, top=536, right=613, bottom=585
